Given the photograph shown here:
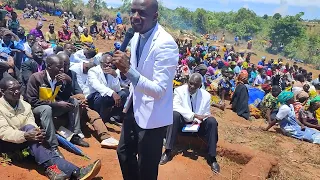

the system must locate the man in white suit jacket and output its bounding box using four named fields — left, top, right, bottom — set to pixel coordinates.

left=86, top=53, right=128, bottom=123
left=160, top=73, right=220, bottom=173
left=112, top=0, right=178, bottom=179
